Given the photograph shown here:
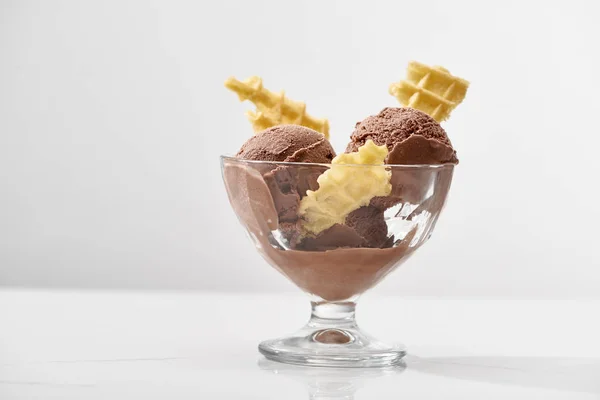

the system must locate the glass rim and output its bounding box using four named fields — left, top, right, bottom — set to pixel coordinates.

left=220, top=155, right=456, bottom=169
